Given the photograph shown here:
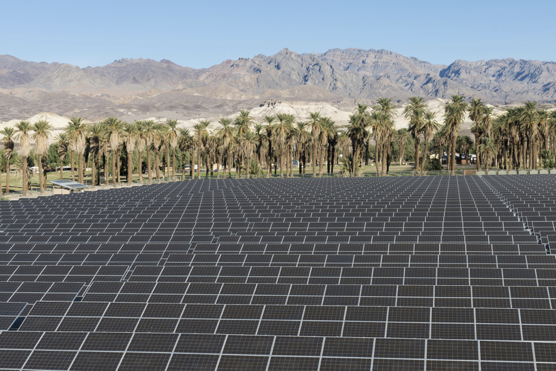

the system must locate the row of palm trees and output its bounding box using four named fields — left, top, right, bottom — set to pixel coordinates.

left=1, top=97, right=555, bottom=195
left=471, top=100, right=556, bottom=172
